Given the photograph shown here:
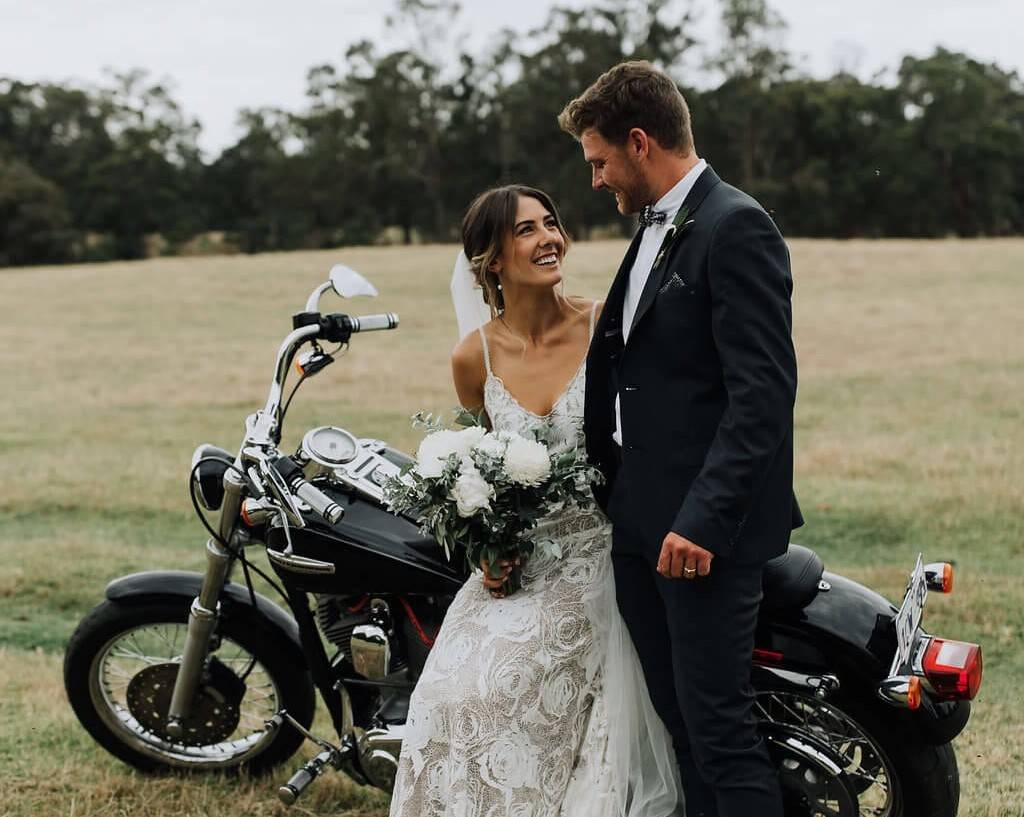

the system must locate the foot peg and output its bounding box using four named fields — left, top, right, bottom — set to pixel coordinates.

left=269, top=710, right=357, bottom=807
left=278, top=749, right=336, bottom=805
